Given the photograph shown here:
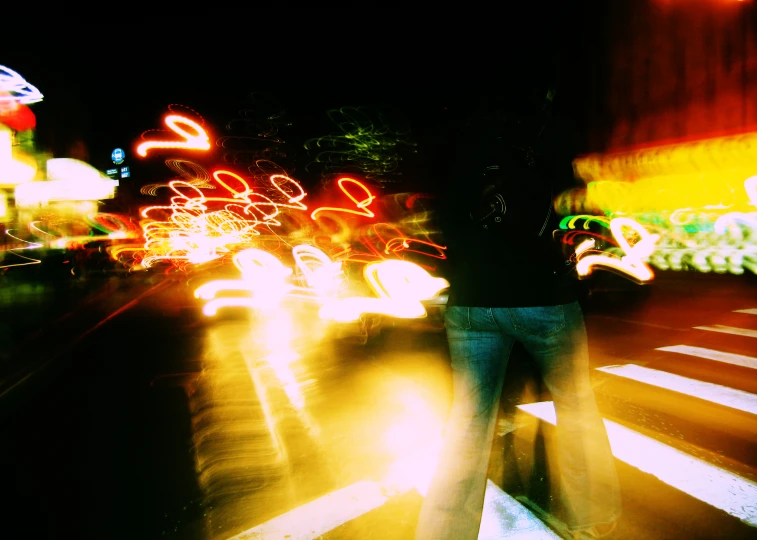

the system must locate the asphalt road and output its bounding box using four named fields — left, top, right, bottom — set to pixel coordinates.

left=0, top=269, right=756, bottom=539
